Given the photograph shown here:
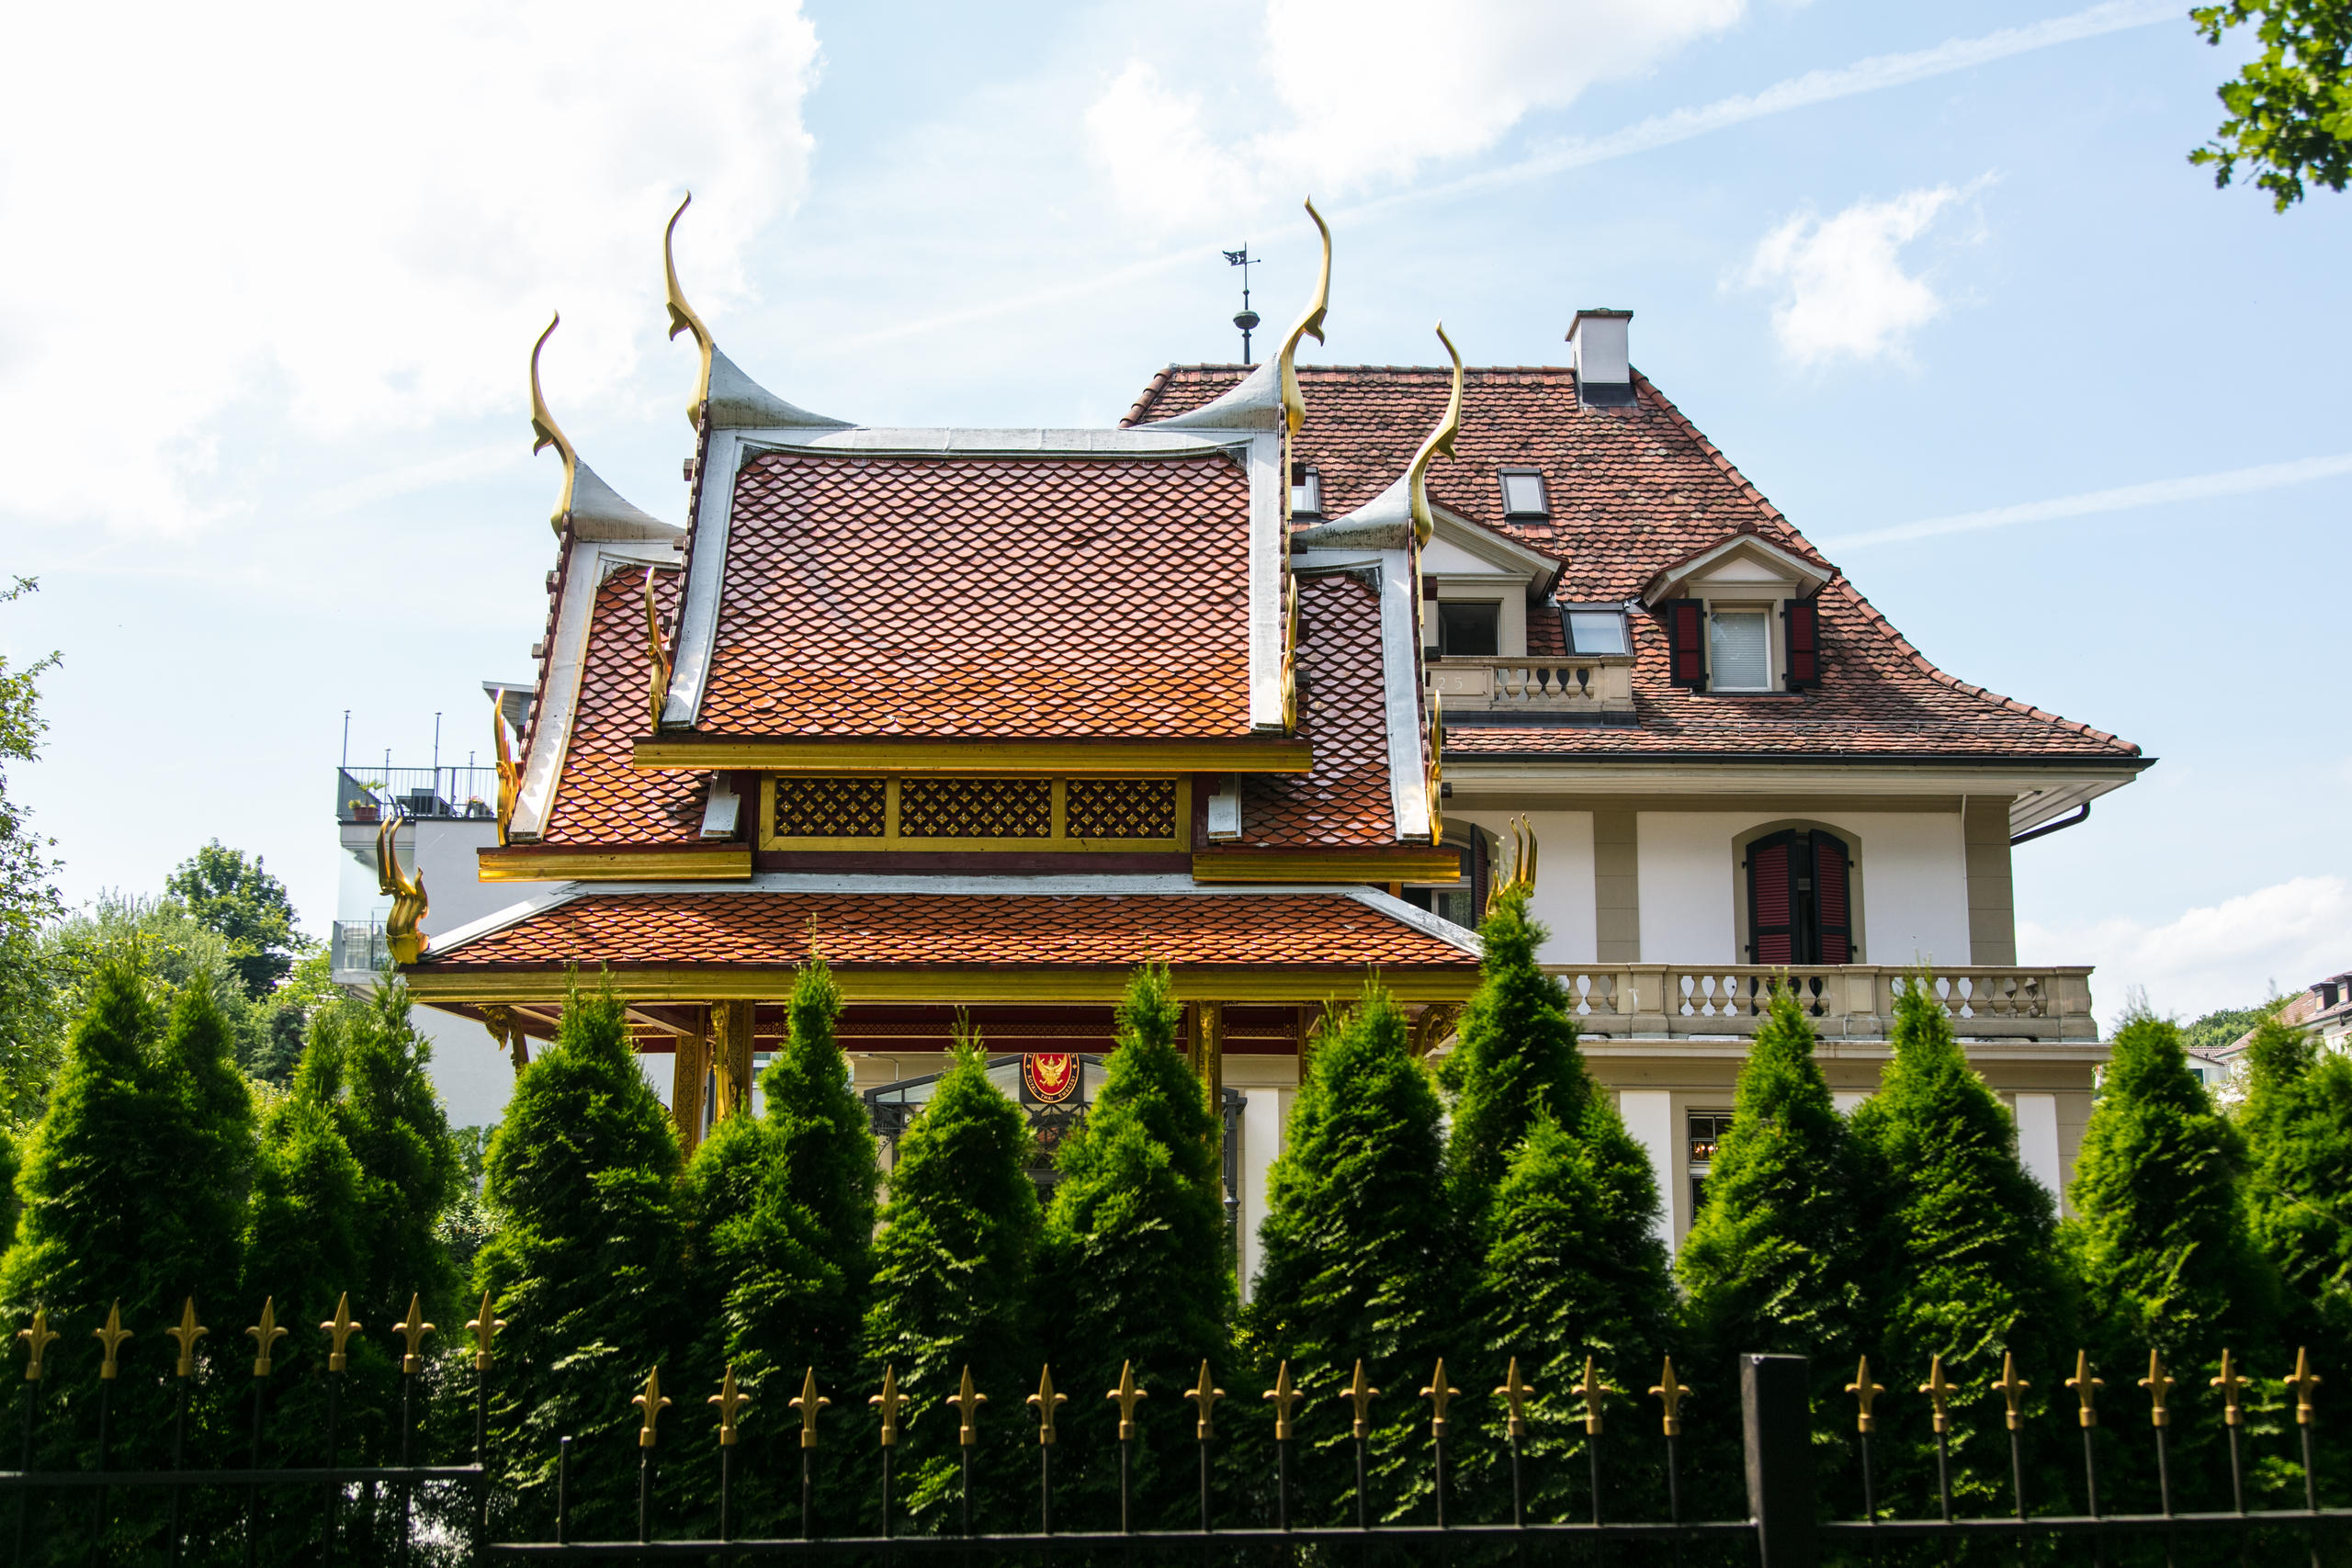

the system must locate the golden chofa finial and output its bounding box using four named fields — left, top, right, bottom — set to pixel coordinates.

left=490, top=691, right=519, bottom=847
left=94, top=1302, right=130, bottom=1381
left=708, top=1364, right=751, bottom=1446
left=528, top=310, right=581, bottom=534
left=467, top=1292, right=506, bottom=1371
left=1486, top=817, right=1539, bottom=916
left=1425, top=694, right=1444, bottom=845
left=1262, top=1361, right=1301, bottom=1440
left=1028, top=1365, right=1069, bottom=1445
left=634, top=1367, right=673, bottom=1448
left=641, top=567, right=673, bottom=731
left=1649, top=1356, right=1690, bottom=1436
left=1275, top=197, right=1332, bottom=435
left=375, top=811, right=428, bottom=964
left=1405, top=321, right=1465, bottom=547
left=1107, top=1360, right=1148, bottom=1441
left=393, top=1294, right=435, bottom=1374
left=319, top=1293, right=361, bottom=1372
left=790, top=1367, right=829, bottom=1449
left=663, top=193, right=718, bottom=430
left=1846, top=1356, right=1884, bottom=1434
left=870, top=1366, right=908, bottom=1448
left=246, top=1298, right=289, bottom=1378
left=166, top=1298, right=208, bottom=1379
left=1341, top=1359, right=1379, bottom=1438
left=17, top=1311, right=59, bottom=1382
left=1184, top=1360, right=1226, bottom=1439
